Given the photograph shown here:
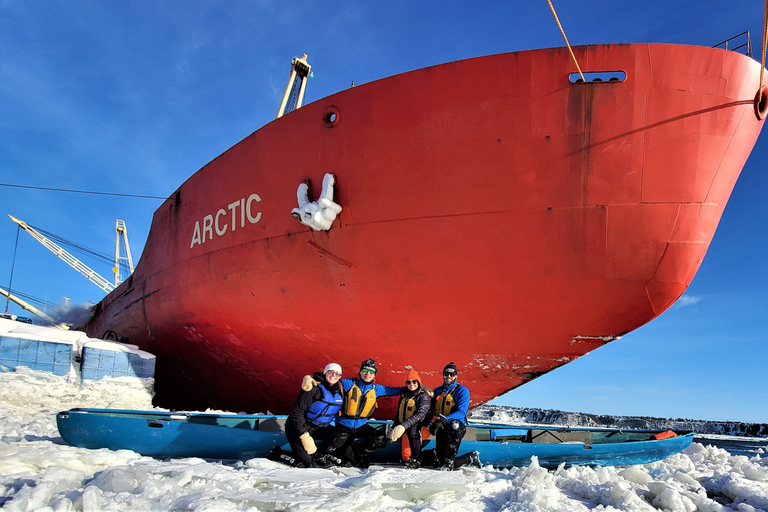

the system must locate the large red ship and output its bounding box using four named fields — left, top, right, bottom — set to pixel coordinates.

left=84, top=43, right=766, bottom=416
